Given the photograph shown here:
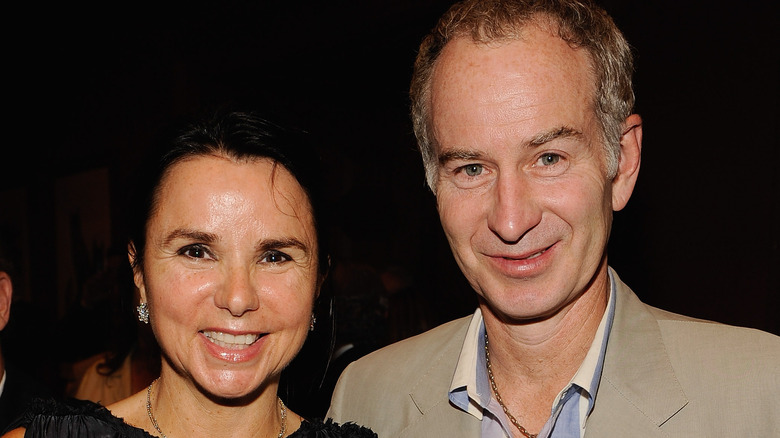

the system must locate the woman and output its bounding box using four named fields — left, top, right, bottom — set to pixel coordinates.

left=3, top=111, right=375, bottom=437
